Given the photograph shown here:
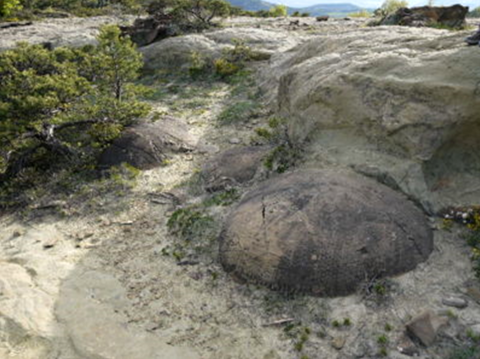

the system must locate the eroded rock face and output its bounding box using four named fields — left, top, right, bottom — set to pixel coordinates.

left=140, top=27, right=305, bottom=70
left=381, top=5, right=468, bottom=28
left=201, top=146, right=270, bottom=192
left=220, top=169, right=433, bottom=297
left=99, top=117, right=197, bottom=170
left=0, top=16, right=134, bottom=52
left=120, top=14, right=177, bottom=47
left=140, top=34, right=224, bottom=70
left=264, top=26, right=480, bottom=212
